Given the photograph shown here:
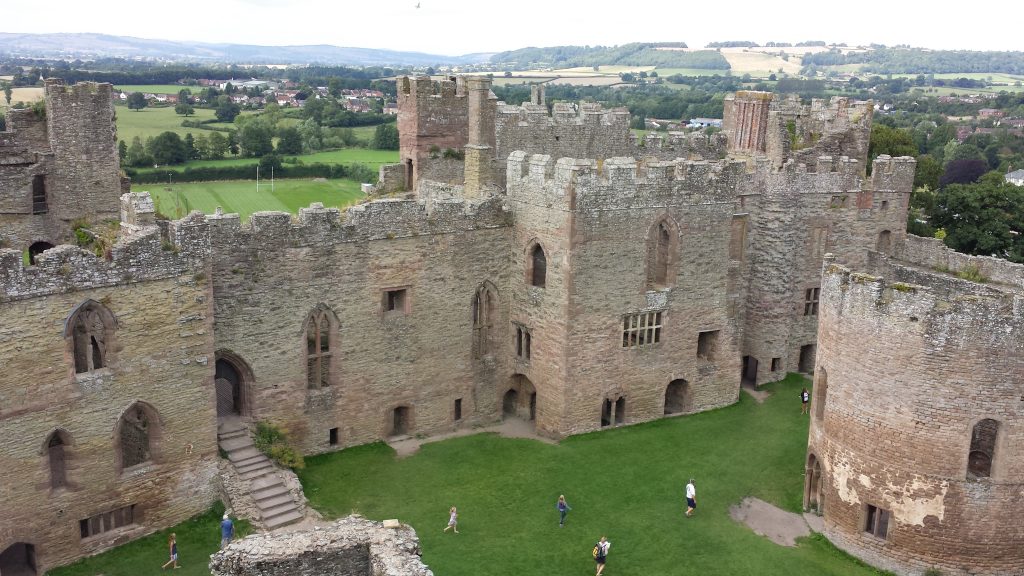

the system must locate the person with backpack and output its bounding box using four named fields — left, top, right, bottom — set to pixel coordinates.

left=556, top=494, right=572, bottom=527
left=593, top=536, right=610, bottom=575
left=801, top=387, right=811, bottom=414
